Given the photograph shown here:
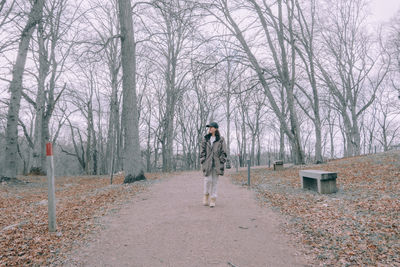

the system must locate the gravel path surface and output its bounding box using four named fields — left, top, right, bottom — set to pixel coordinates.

left=64, top=171, right=307, bottom=267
